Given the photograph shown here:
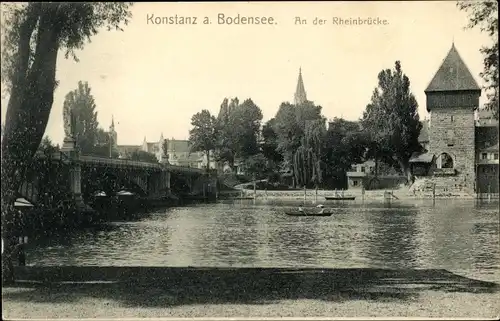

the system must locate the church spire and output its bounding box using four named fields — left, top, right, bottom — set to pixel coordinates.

left=294, top=67, right=307, bottom=105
